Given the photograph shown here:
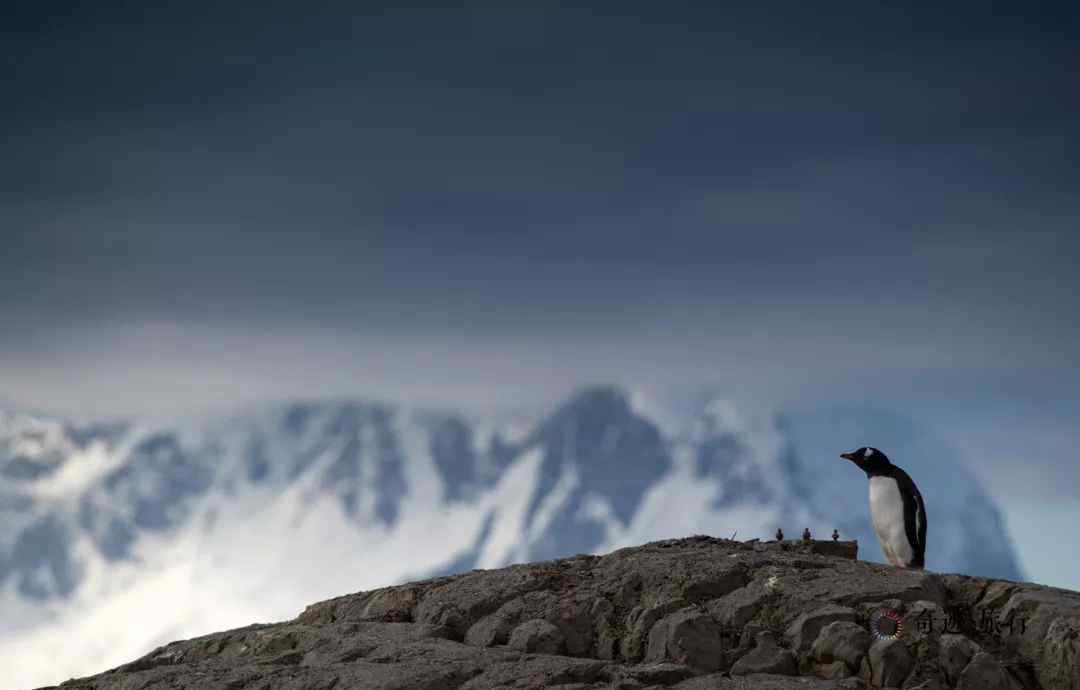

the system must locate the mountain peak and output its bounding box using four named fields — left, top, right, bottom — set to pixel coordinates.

left=0, top=390, right=1025, bottom=689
